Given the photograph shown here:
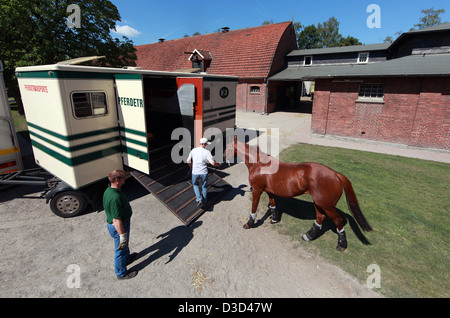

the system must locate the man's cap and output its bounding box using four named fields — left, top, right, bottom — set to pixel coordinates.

left=199, top=137, right=211, bottom=145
